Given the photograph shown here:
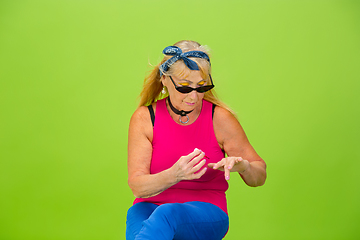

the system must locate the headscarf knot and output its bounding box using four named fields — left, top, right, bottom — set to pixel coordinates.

left=159, top=46, right=210, bottom=76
